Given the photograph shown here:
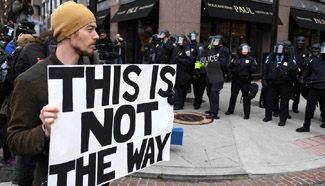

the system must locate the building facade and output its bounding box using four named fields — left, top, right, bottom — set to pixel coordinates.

left=40, top=0, right=325, bottom=74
